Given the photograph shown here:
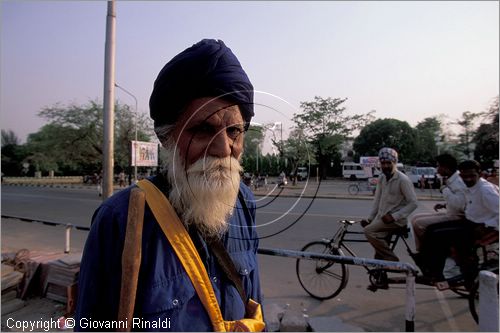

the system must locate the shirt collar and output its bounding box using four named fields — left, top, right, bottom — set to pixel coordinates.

left=447, top=171, right=460, bottom=184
